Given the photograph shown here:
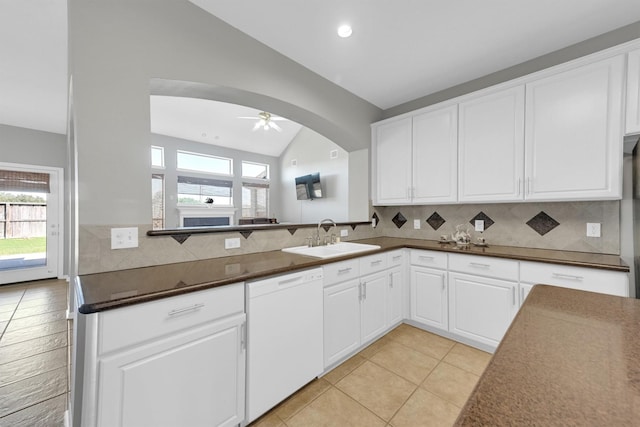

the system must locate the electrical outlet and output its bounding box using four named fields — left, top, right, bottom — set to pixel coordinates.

left=225, top=237, right=241, bottom=249
left=340, top=229, right=348, bottom=237
left=111, top=227, right=138, bottom=249
left=474, top=220, right=484, bottom=232
left=413, top=219, right=421, bottom=229
left=586, top=223, right=601, bottom=237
